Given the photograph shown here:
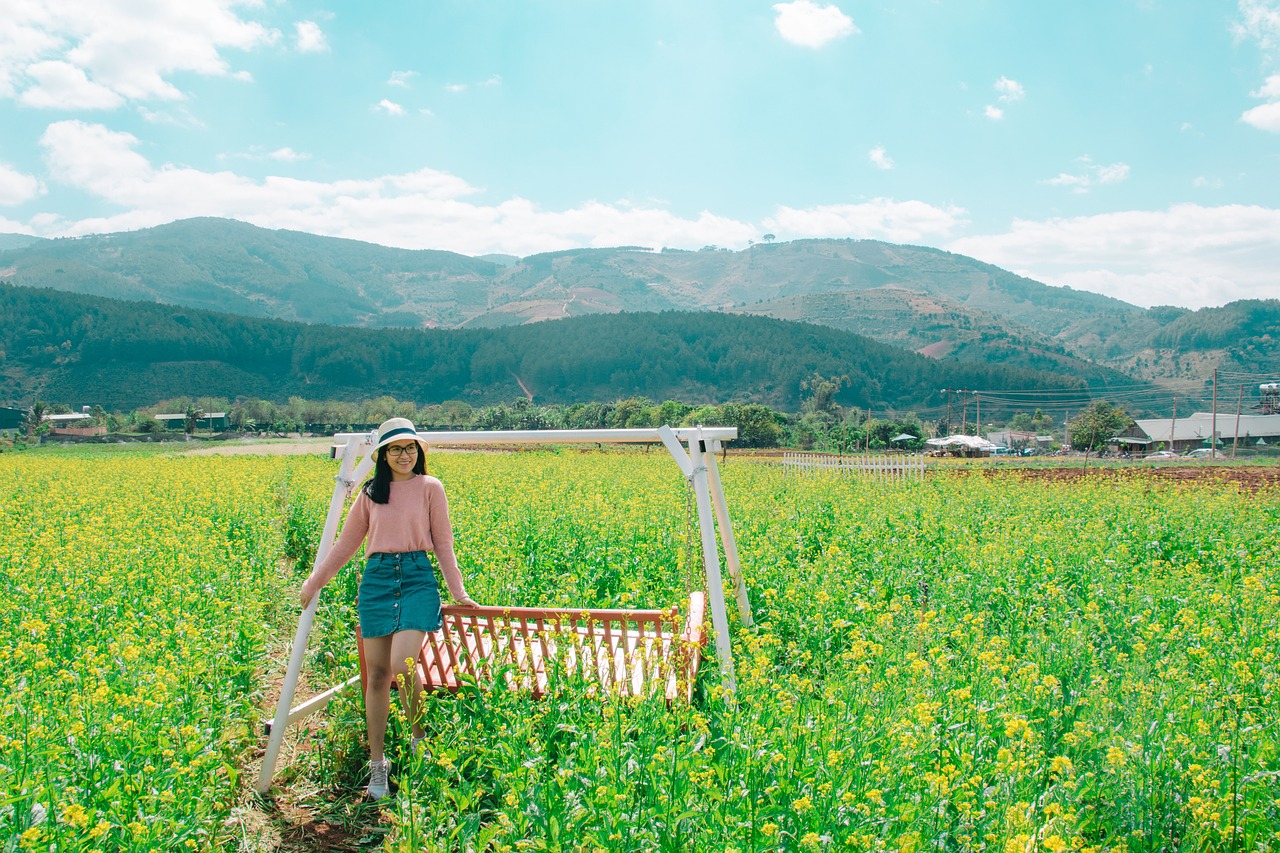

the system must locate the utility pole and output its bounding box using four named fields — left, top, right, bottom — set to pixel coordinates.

left=1233, top=384, right=1243, bottom=459
left=1211, top=369, right=1218, bottom=460
left=942, top=389, right=953, bottom=435
left=1170, top=397, right=1178, bottom=454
